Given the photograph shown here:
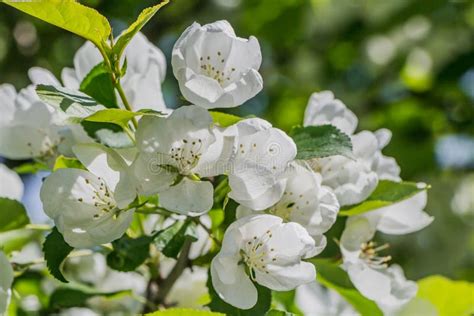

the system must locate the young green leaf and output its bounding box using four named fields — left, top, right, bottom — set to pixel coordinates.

left=83, top=108, right=141, bottom=130
left=154, top=220, right=198, bottom=259
left=43, top=227, right=73, bottom=283
left=1, top=0, right=111, bottom=50
left=80, top=62, right=117, bottom=108
left=146, top=309, right=225, bottom=316
left=210, top=111, right=244, bottom=127
left=289, top=125, right=353, bottom=160
left=112, top=0, right=170, bottom=60
left=206, top=274, right=272, bottom=316
left=0, top=198, right=30, bottom=232
left=53, top=155, right=86, bottom=171
left=13, top=161, right=49, bottom=174
left=49, top=287, right=131, bottom=309
left=106, top=234, right=152, bottom=272
left=339, top=180, right=428, bottom=216
left=36, top=85, right=105, bottom=120
left=310, top=259, right=383, bottom=316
